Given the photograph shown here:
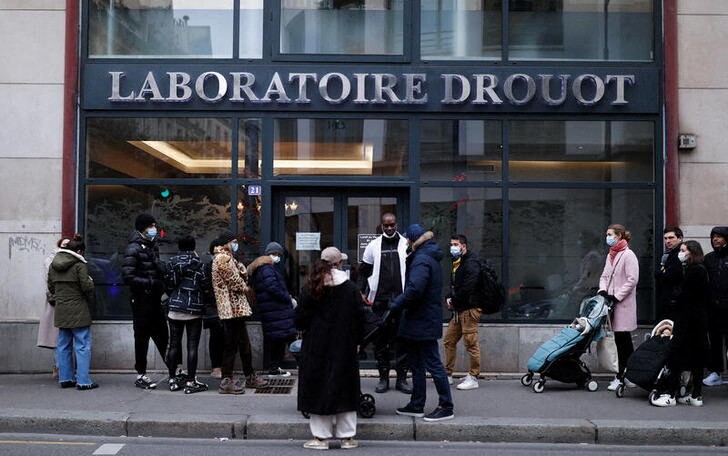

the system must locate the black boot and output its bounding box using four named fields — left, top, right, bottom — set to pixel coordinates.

left=375, top=368, right=389, bottom=393
left=395, top=369, right=412, bottom=394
